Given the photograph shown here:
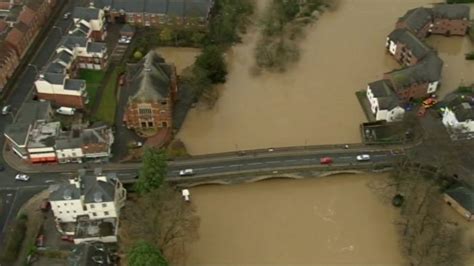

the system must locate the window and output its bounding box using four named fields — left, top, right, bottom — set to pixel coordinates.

left=59, top=211, right=62, bottom=214
left=92, top=212, right=97, bottom=216
left=66, top=211, right=70, bottom=214
left=73, top=210, right=76, bottom=213
left=90, top=204, right=95, bottom=209
left=104, top=211, right=109, bottom=216
left=139, top=108, right=152, bottom=114
left=102, top=203, right=107, bottom=208
left=64, top=203, right=67, bottom=206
